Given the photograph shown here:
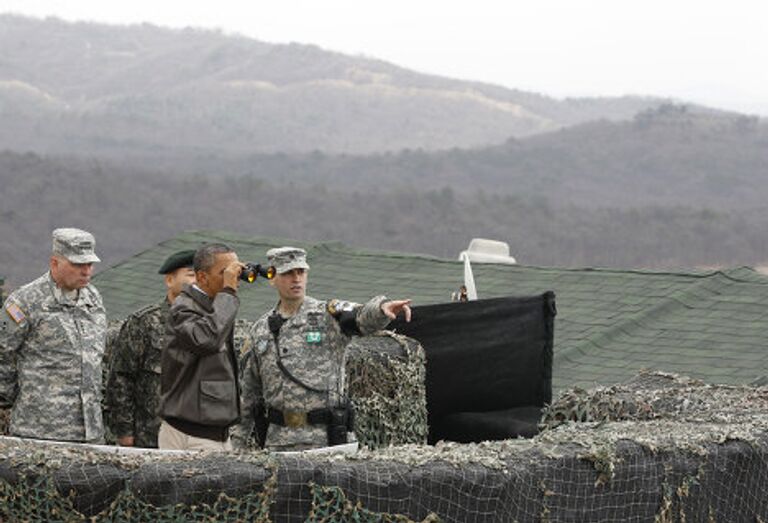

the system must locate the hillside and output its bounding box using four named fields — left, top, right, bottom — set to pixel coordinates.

left=0, top=14, right=673, bottom=155
left=1, top=16, right=765, bottom=289
left=112, top=105, right=768, bottom=210
left=2, top=107, right=768, bottom=288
